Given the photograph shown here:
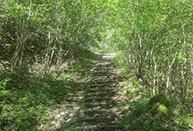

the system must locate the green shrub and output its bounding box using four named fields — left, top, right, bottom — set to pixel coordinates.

left=148, top=93, right=175, bottom=120
left=148, top=93, right=170, bottom=107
